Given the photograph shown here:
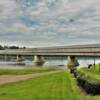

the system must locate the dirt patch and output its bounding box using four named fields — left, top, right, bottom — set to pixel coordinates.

left=0, top=71, right=61, bottom=85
